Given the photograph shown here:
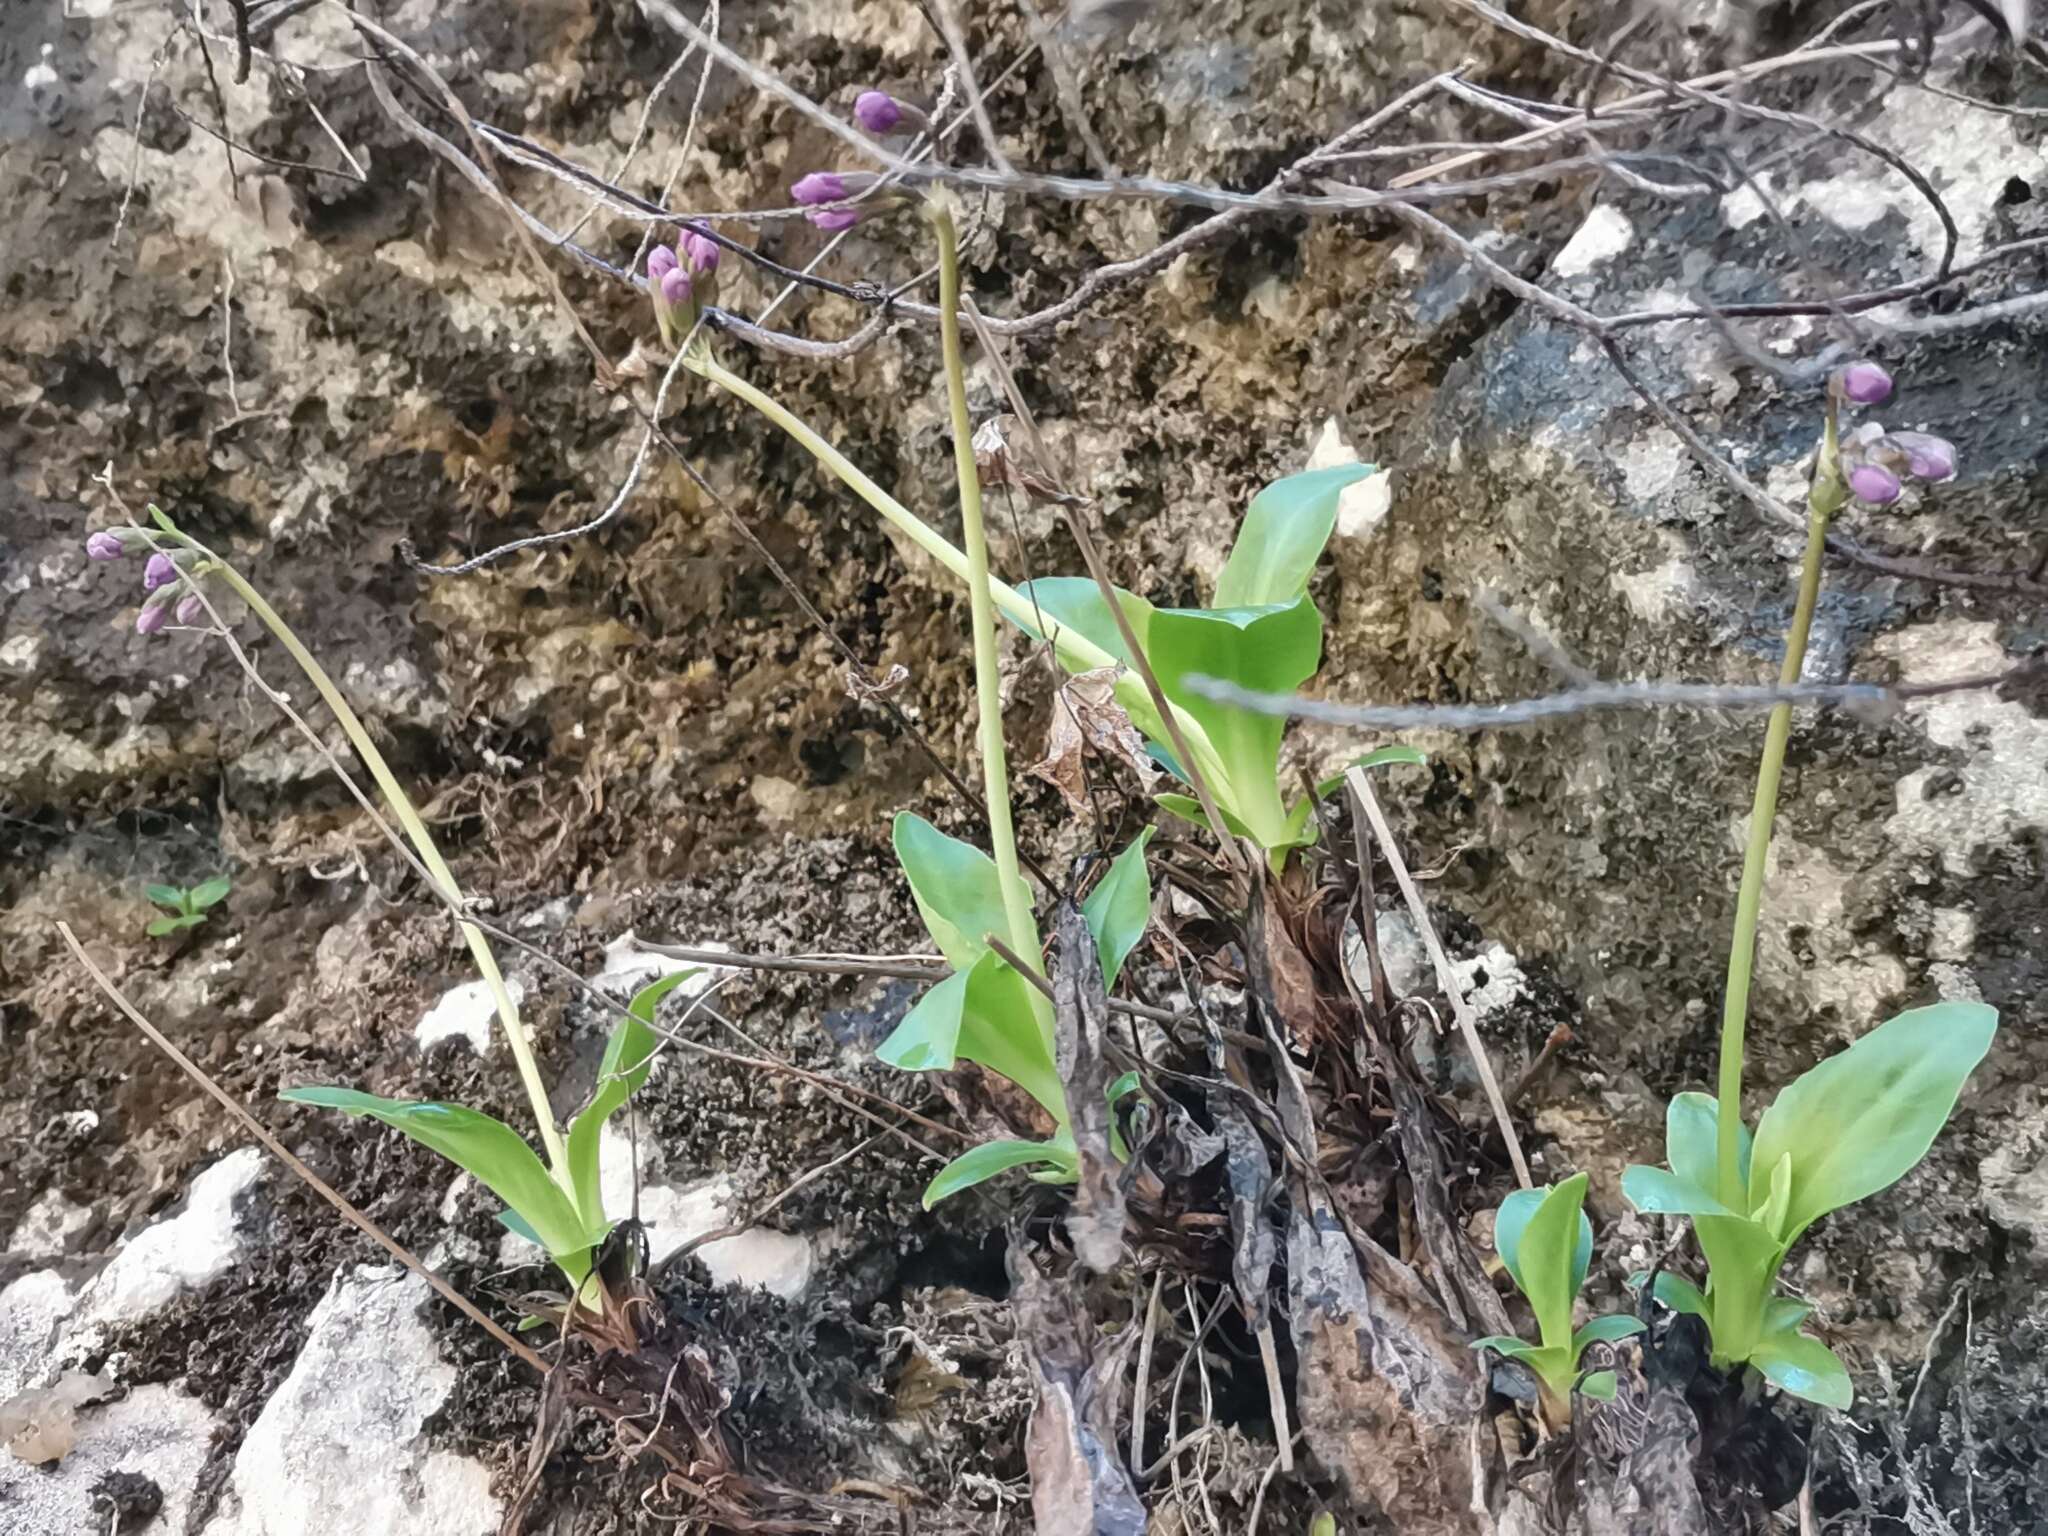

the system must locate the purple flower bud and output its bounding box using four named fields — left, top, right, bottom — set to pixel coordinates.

left=791, top=171, right=850, bottom=206
left=1839, top=361, right=1892, bottom=405
left=854, top=91, right=904, bottom=134
left=136, top=598, right=171, bottom=635
left=87, top=531, right=127, bottom=560
left=1847, top=463, right=1902, bottom=505
left=1884, top=430, right=1958, bottom=483
left=660, top=268, right=692, bottom=308
left=175, top=592, right=207, bottom=626
left=808, top=207, right=863, bottom=233
left=681, top=227, right=720, bottom=276
left=647, top=245, right=678, bottom=286
left=143, top=552, right=179, bottom=591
